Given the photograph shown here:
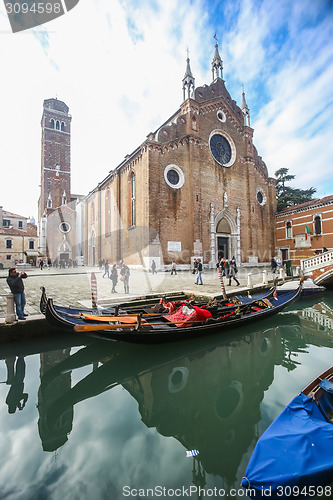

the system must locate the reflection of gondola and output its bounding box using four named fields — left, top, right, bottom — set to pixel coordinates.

left=43, top=286, right=302, bottom=344
left=242, top=366, right=333, bottom=496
